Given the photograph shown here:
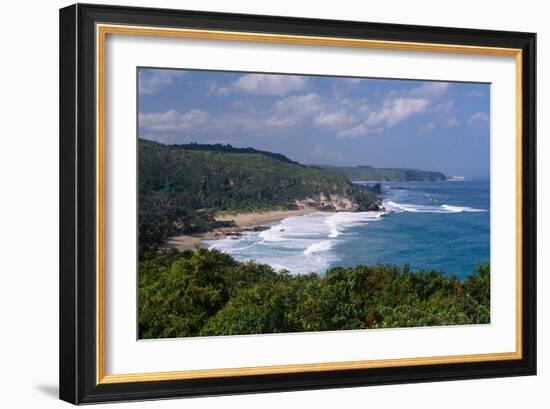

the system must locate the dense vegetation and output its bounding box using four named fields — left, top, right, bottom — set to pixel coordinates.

left=165, top=141, right=301, bottom=165
left=332, top=165, right=447, bottom=182
left=139, top=139, right=379, bottom=246
left=139, top=248, right=490, bottom=339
